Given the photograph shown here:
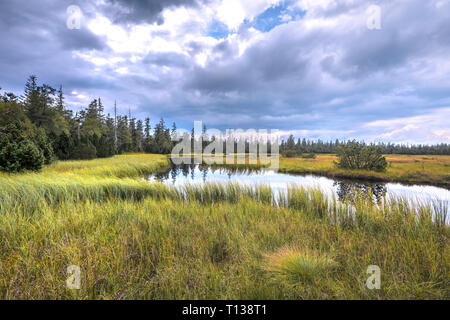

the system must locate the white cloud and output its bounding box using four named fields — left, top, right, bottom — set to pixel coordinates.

left=2, top=0, right=449, bottom=144
left=216, top=0, right=281, bottom=30
left=364, top=108, right=450, bottom=144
